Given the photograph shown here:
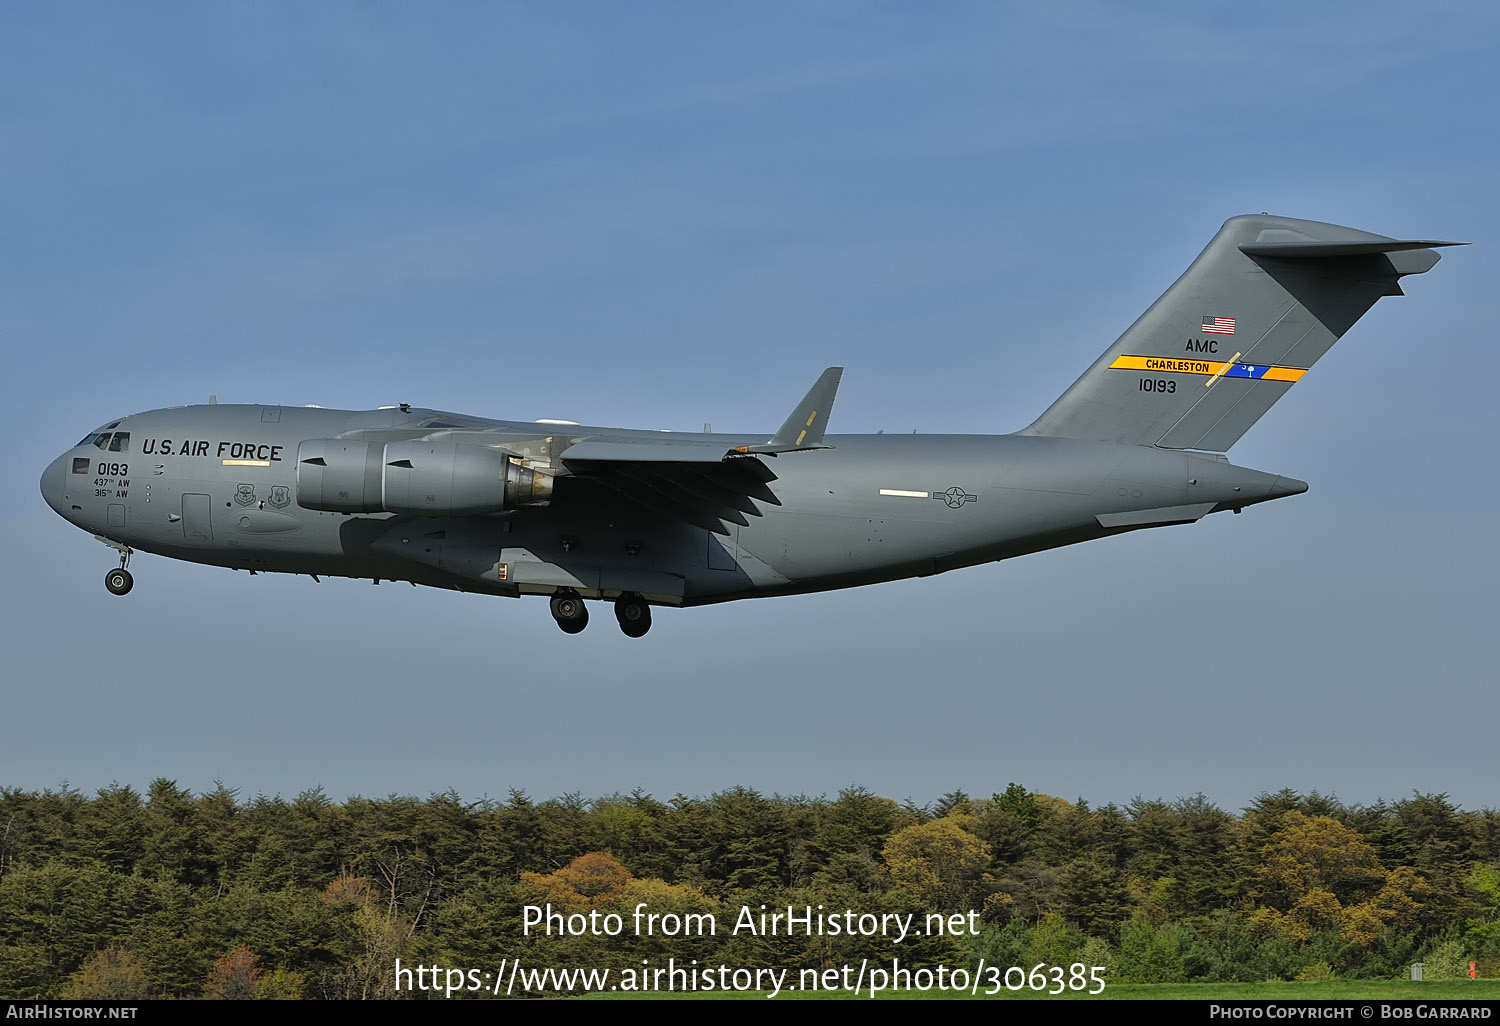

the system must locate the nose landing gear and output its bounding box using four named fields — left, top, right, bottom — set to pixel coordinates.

left=549, top=589, right=589, bottom=634
left=614, top=592, right=651, bottom=638
left=104, top=547, right=135, bottom=596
